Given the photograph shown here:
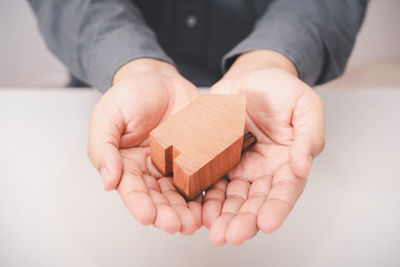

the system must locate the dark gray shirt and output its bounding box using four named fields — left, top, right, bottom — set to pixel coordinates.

left=28, top=0, right=368, bottom=92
